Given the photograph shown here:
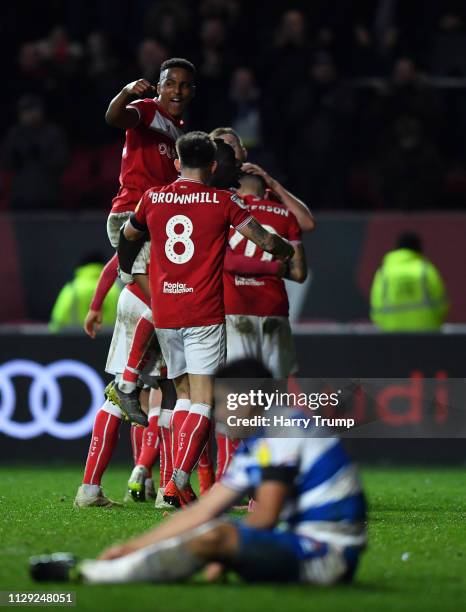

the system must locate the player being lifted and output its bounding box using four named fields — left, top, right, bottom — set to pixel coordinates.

left=97, top=58, right=195, bottom=428
left=118, top=132, right=294, bottom=506
left=75, top=59, right=195, bottom=507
